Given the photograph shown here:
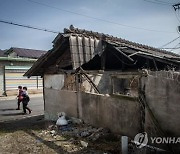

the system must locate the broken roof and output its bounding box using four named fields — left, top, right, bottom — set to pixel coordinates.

left=25, top=25, right=180, bottom=77
left=5, top=47, right=47, bottom=59
left=54, top=25, right=180, bottom=58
